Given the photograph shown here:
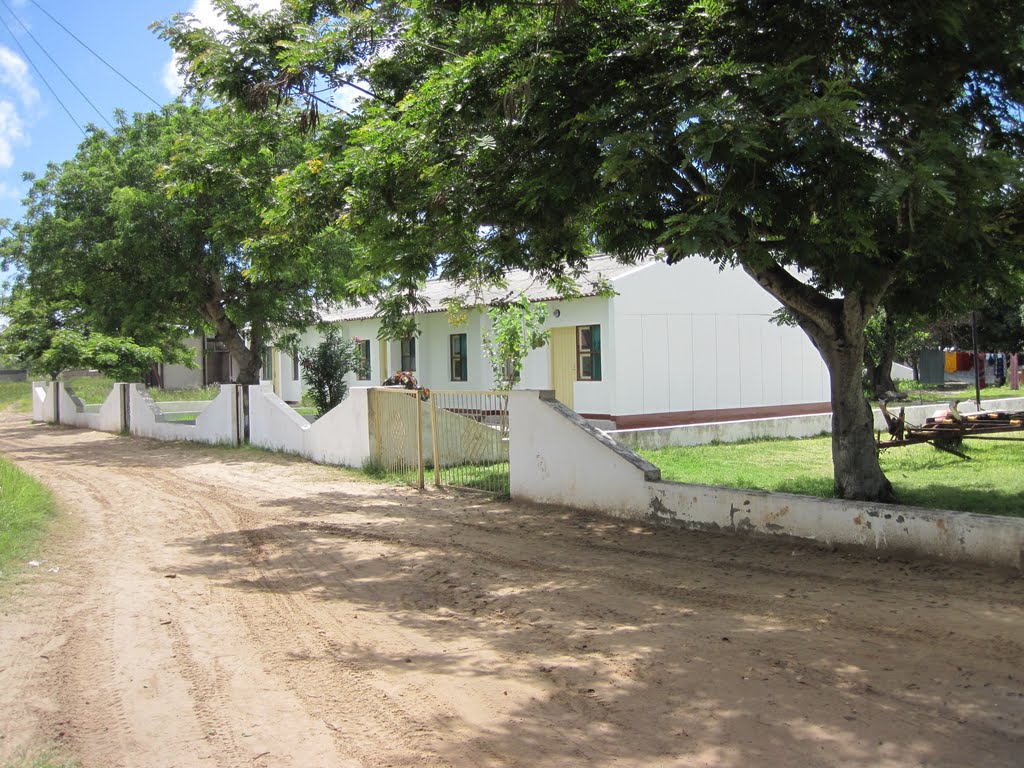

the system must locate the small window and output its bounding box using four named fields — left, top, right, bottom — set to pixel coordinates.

left=400, top=337, right=417, bottom=371
left=292, top=353, right=300, bottom=381
left=450, top=333, right=468, bottom=381
left=262, top=348, right=274, bottom=380
left=576, top=325, right=602, bottom=381
left=356, top=339, right=371, bottom=380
